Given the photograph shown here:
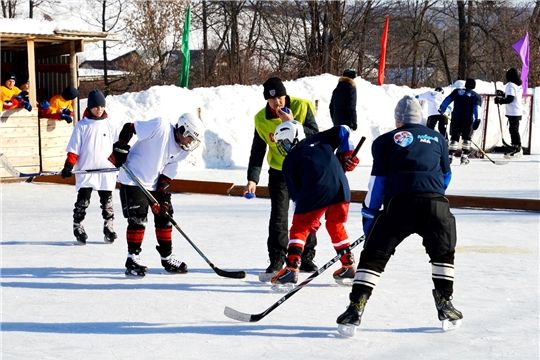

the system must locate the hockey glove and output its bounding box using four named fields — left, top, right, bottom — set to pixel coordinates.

left=361, top=206, right=380, bottom=236
left=39, top=100, right=50, bottom=110
left=21, top=100, right=32, bottom=112
left=351, top=122, right=358, bottom=131
left=472, top=119, right=481, bottom=131
left=494, top=97, right=501, bottom=105
left=108, top=141, right=130, bottom=168
left=496, top=90, right=505, bottom=97
left=61, top=162, right=74, bottom=178
left=340, top=150, right=360, bottom=172
left=60, top=113, right=73, bottom=123
left=151, top=174, right=171, bottom=216
left=14, top=91, right=28, bottom=101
